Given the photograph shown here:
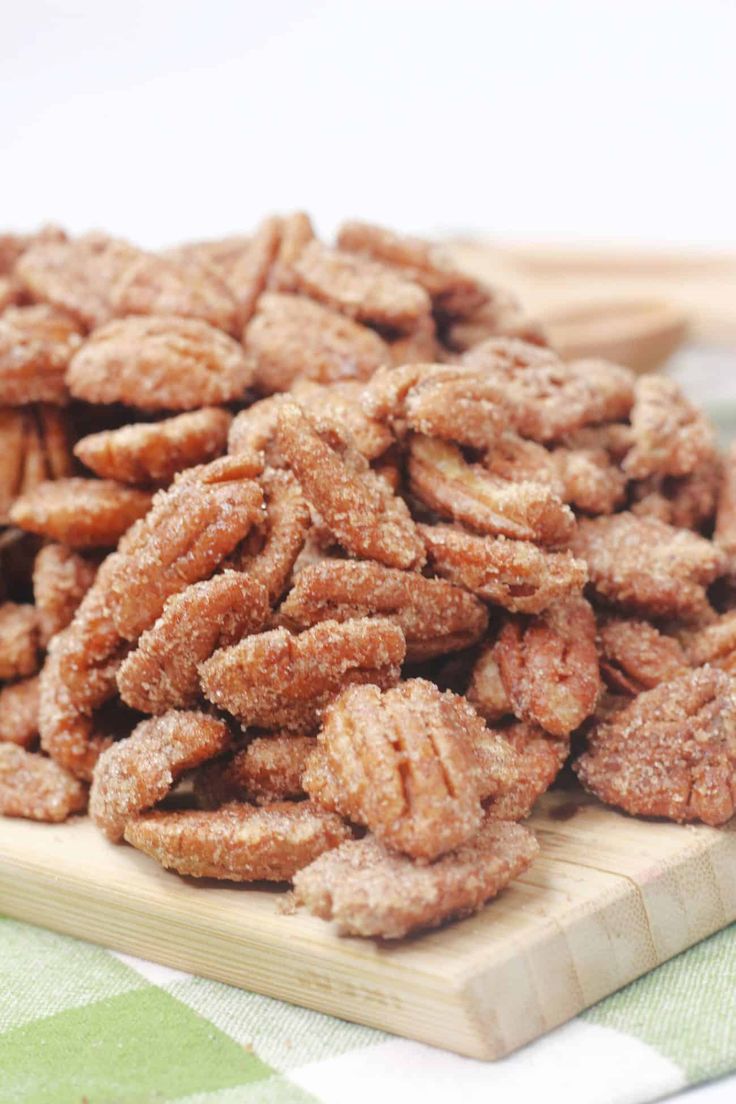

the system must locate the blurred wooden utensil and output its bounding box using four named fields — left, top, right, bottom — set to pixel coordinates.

left=449, top=239, right=736, bottom=370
